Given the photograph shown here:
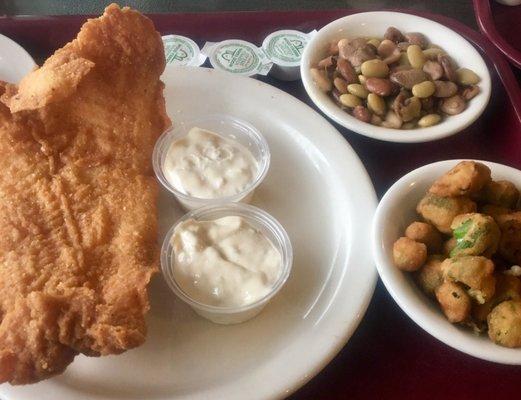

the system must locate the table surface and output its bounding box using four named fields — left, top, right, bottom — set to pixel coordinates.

left=1, top=0, right=478, bottom=28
